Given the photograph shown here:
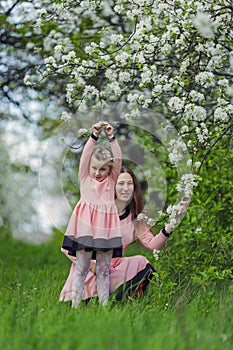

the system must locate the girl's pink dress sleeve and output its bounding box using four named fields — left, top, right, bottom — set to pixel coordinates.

left=78, top=136, right=97, bottom=182
left=109, top=138, right=122, bottom=182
